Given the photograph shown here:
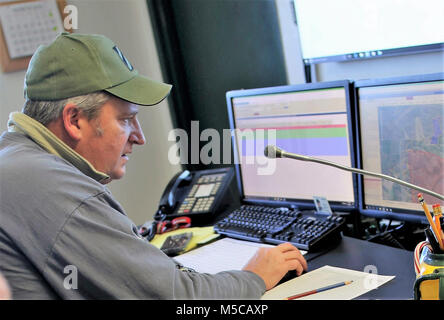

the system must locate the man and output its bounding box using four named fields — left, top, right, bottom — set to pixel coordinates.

left=0, top=33, right=307, bottom=299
